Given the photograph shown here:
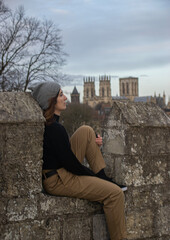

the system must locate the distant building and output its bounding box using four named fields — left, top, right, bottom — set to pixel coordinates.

left=71, top=86, right=80, bottom=104
left=99, top=76, right=112, bottom=103
left=112, top=95, right=129, bottom=102
left=83, top=75, right=112, bottom=108
left=119, top=77, right=139, bottom=101
left=164, top=97, right=170, bottom=117
left=83, top=75, right=169, bottom=117
left=94, top=102, right=112, bottom=122
left=134, top=92, right=166, bottom=109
